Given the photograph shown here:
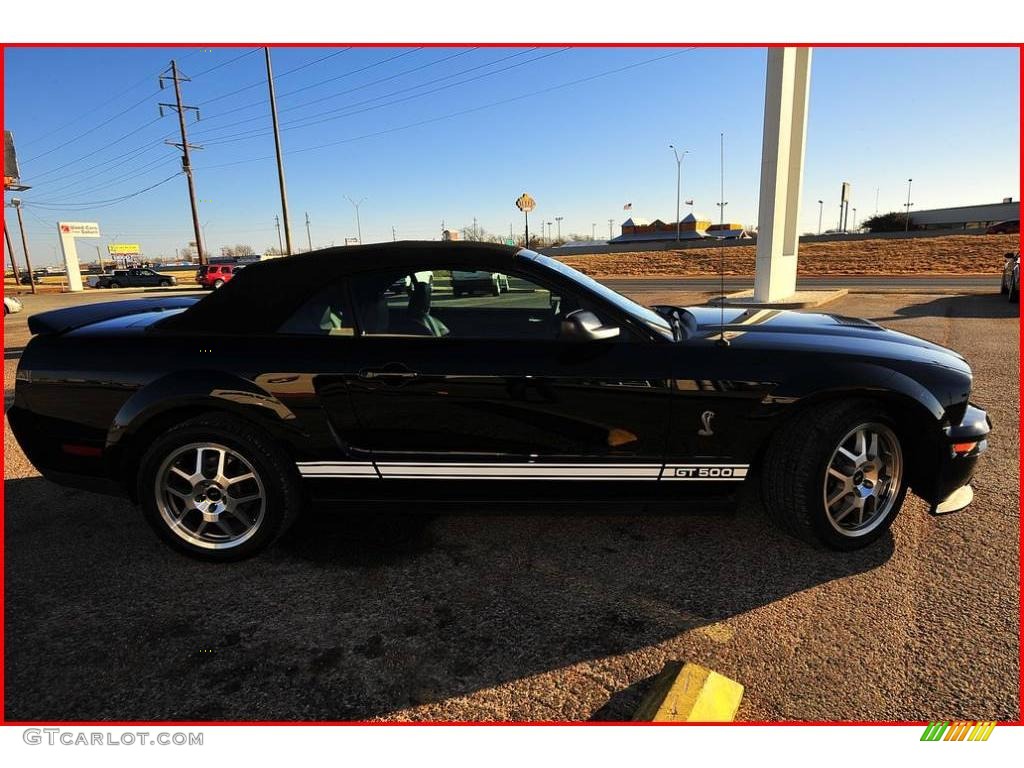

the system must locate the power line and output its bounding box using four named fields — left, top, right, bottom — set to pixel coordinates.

left=189, top=47, right=261, bottom=79
left=195, top=47, right=353, bottom=106
left=23, top=173, right=181, bottom=210
left=26, top=117, right=167, bottom=182
left=195, top=47, right=697, bottom=171
left=193, top=47, right=534, bottom=143
left=188, top=48, right=424, bottom=129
